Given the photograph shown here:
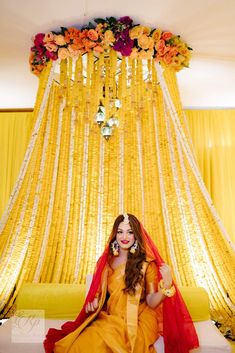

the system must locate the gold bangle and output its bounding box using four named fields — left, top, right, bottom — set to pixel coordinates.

left=158, top=279, right=176, bottom=297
